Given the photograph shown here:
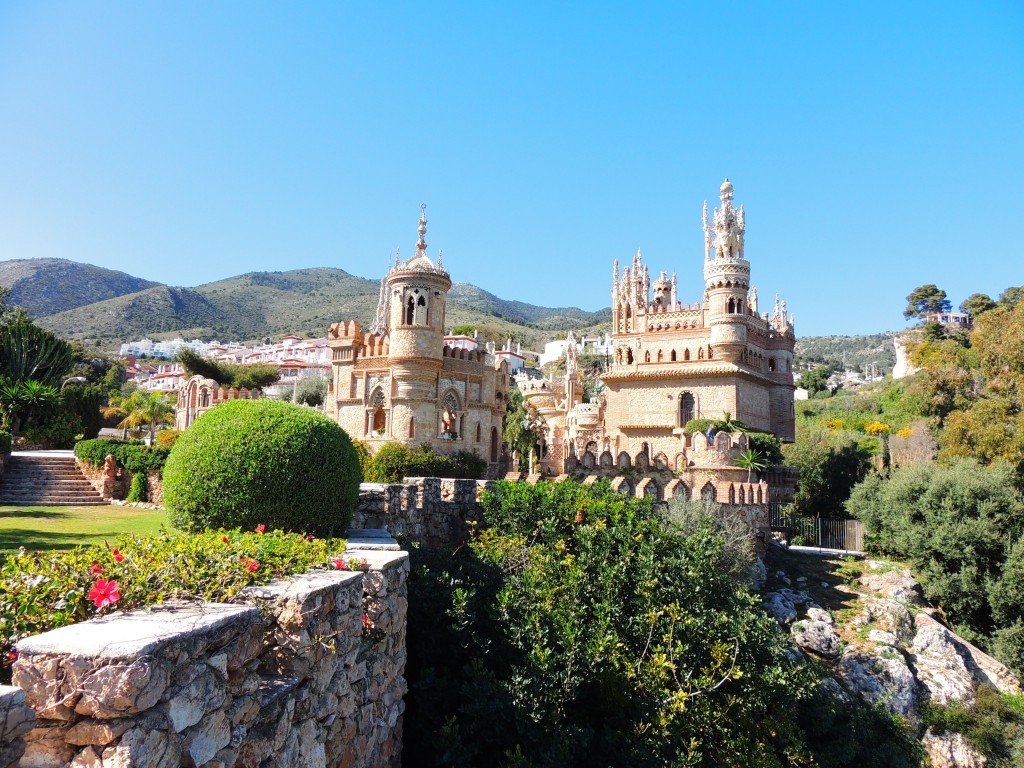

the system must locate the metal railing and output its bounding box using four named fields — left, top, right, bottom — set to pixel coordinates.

left=769, top=504, right=864, bottom=553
